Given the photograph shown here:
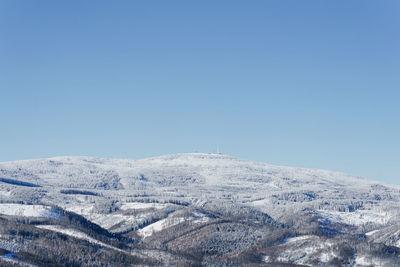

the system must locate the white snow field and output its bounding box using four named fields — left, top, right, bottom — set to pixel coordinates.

left=119, top=202, right=170, bottom=211
left=137, top=216, right=186, bottom=238
left=137, top=211, right=210, bottom=238
left=0, top=204, right=60, bottom=219
left=316, top=209, right=392, bottom=226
